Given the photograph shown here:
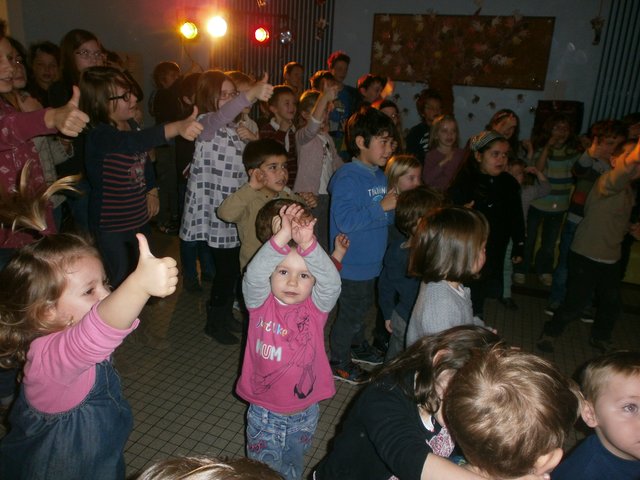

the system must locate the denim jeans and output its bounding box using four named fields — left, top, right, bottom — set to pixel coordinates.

left=518, top=207, right=564, bottom=275
left=384, top=310, right=407, bottom=362
left=548, top=219, right=579, bottom=306
left=329, top=278, right=376, bottom=367
left=180, top=239, right=214, bottom=282
left=246, top=403, right=319, bottom=480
